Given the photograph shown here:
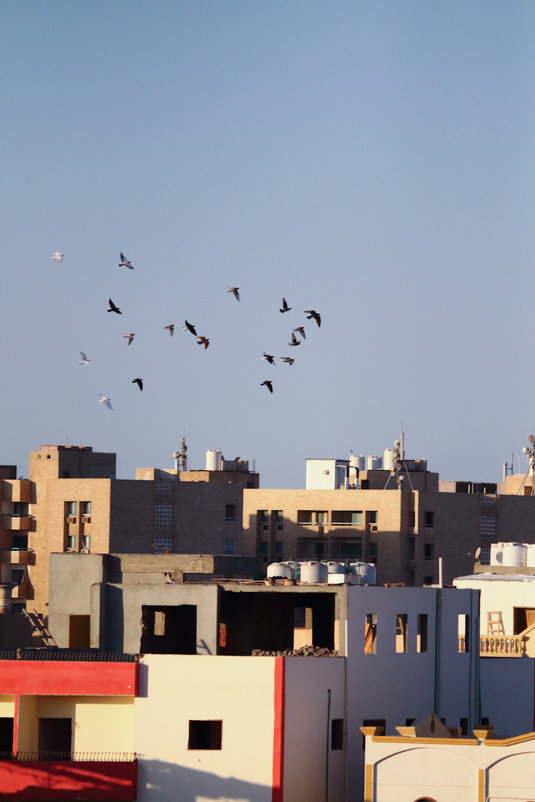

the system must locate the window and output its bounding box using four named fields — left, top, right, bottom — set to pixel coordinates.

left=365, top=613, right=377, bottom=654
left=224, top=538, right=235, bottom=555
left=332, top=540, right=362, bottom=559
left=153, top=536, right=173, bottom=554
left=408, top=511, right=415, bottom=527
left=155, top=504, right=174, bottom=527
left=260, top=541, right=268, bottom=557
left=480, top=515, right=497, bottom=537
left=458, top=614, right=470, bottom=653
left=67, top=535, right=76, bottom=551
left=12, top=502, right=28, bottom=517
left=331, top=719, right=344, bottom=750
left=11, top=569, right=24, bottom=586
left=0, top=718, right=13, bottom=756
left=82, top=535, right=91, bottom=550
left=80, top=501, right=92, bottom=515
left=423, top=576, right=433, bottom=585
left=274, top=510, right=283, bottom=530
left=368, top=542, right=377, bottom=563
left=316, top=511, right=327, bottom=525
left=225, top=504, right=236, bottom=521
left=368, top=511, right=377, bottom=525
left=479, top=546, right=491, bottom=565
left=66, top=501, right=76, bottom=516
left=12, top=534, right=28, bottom=550
left=396, top=614, right=408, bottom=653
left=274, top=541, right=283, bottom=558
left=188, top=720, right=222, bottom=750
left=424, top=511, right=434, bottom=528
left=424, top=544, right=434, bottom=561
left=331, top=511, right=362, bottom=526
left=297, top=510, right=326, bottom=525
left=258, top=510, right=269, bottom=524
left=460, top=717, right=468, bottom=735
left=39, top=718, right=72, bottom=759
left=417, top=614, right=428, bottom=653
